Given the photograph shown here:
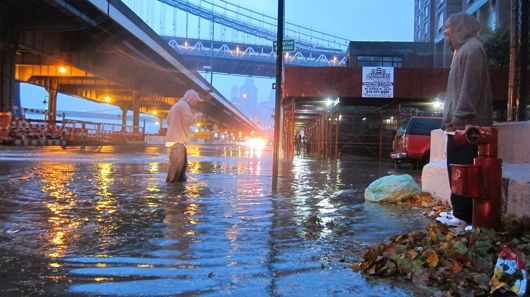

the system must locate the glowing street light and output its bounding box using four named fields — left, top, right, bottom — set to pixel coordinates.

left=432, top=98, right=444, bottom=110
left=324, top=97, right=339, bottom=108
left=58, top=66, right=67, bottom=74
left=104, top=96, right=112, bottom=103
